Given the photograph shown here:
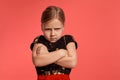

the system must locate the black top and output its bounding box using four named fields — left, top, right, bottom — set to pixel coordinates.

left=30, top=35, right=78, bottom=75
